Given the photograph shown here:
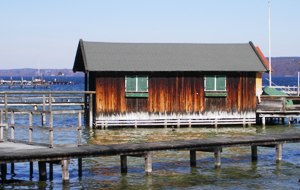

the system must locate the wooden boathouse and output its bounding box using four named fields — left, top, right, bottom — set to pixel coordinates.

left=73, top=40, right=269, bottom=127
